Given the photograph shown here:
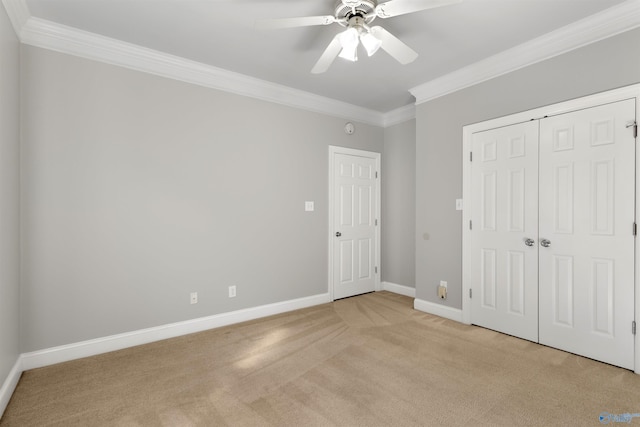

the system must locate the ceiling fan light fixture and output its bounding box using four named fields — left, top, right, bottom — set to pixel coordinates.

left=360, top=32, right=382, bottom=56
left=338, top=44, right=358, bottom=62
left=260, top=0, right=457, bottom=73
left=338, top=27, right=359, bottom=62
left=339, top=27, right=359, bottom=49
